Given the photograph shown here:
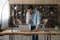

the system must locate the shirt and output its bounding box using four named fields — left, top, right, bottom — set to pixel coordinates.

left=26, top=10, right=41, bottom=26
